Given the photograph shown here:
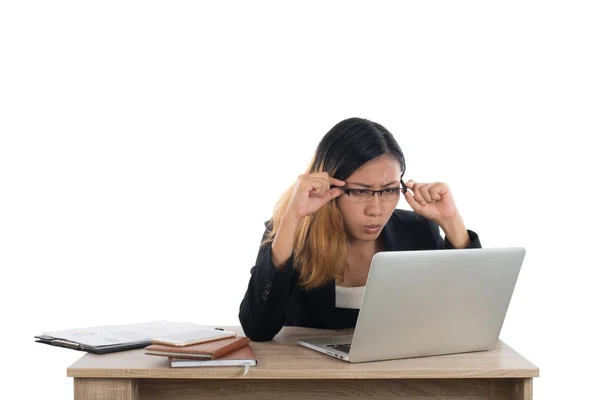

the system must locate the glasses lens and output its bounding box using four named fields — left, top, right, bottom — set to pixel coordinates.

left=347, top=188, right=401, bottom=202
left=382, top=188, right=401, bottom=200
